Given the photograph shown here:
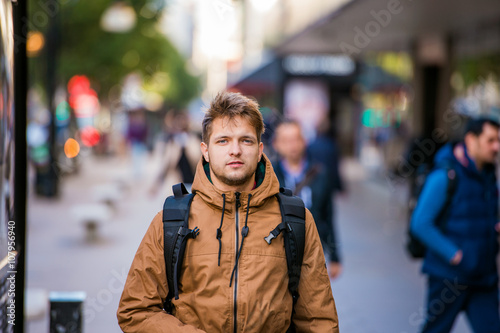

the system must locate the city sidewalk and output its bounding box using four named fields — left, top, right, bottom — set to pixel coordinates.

left=25, top=155, right=470, bottom=332
left=26, top=153, right=166, bottom=333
